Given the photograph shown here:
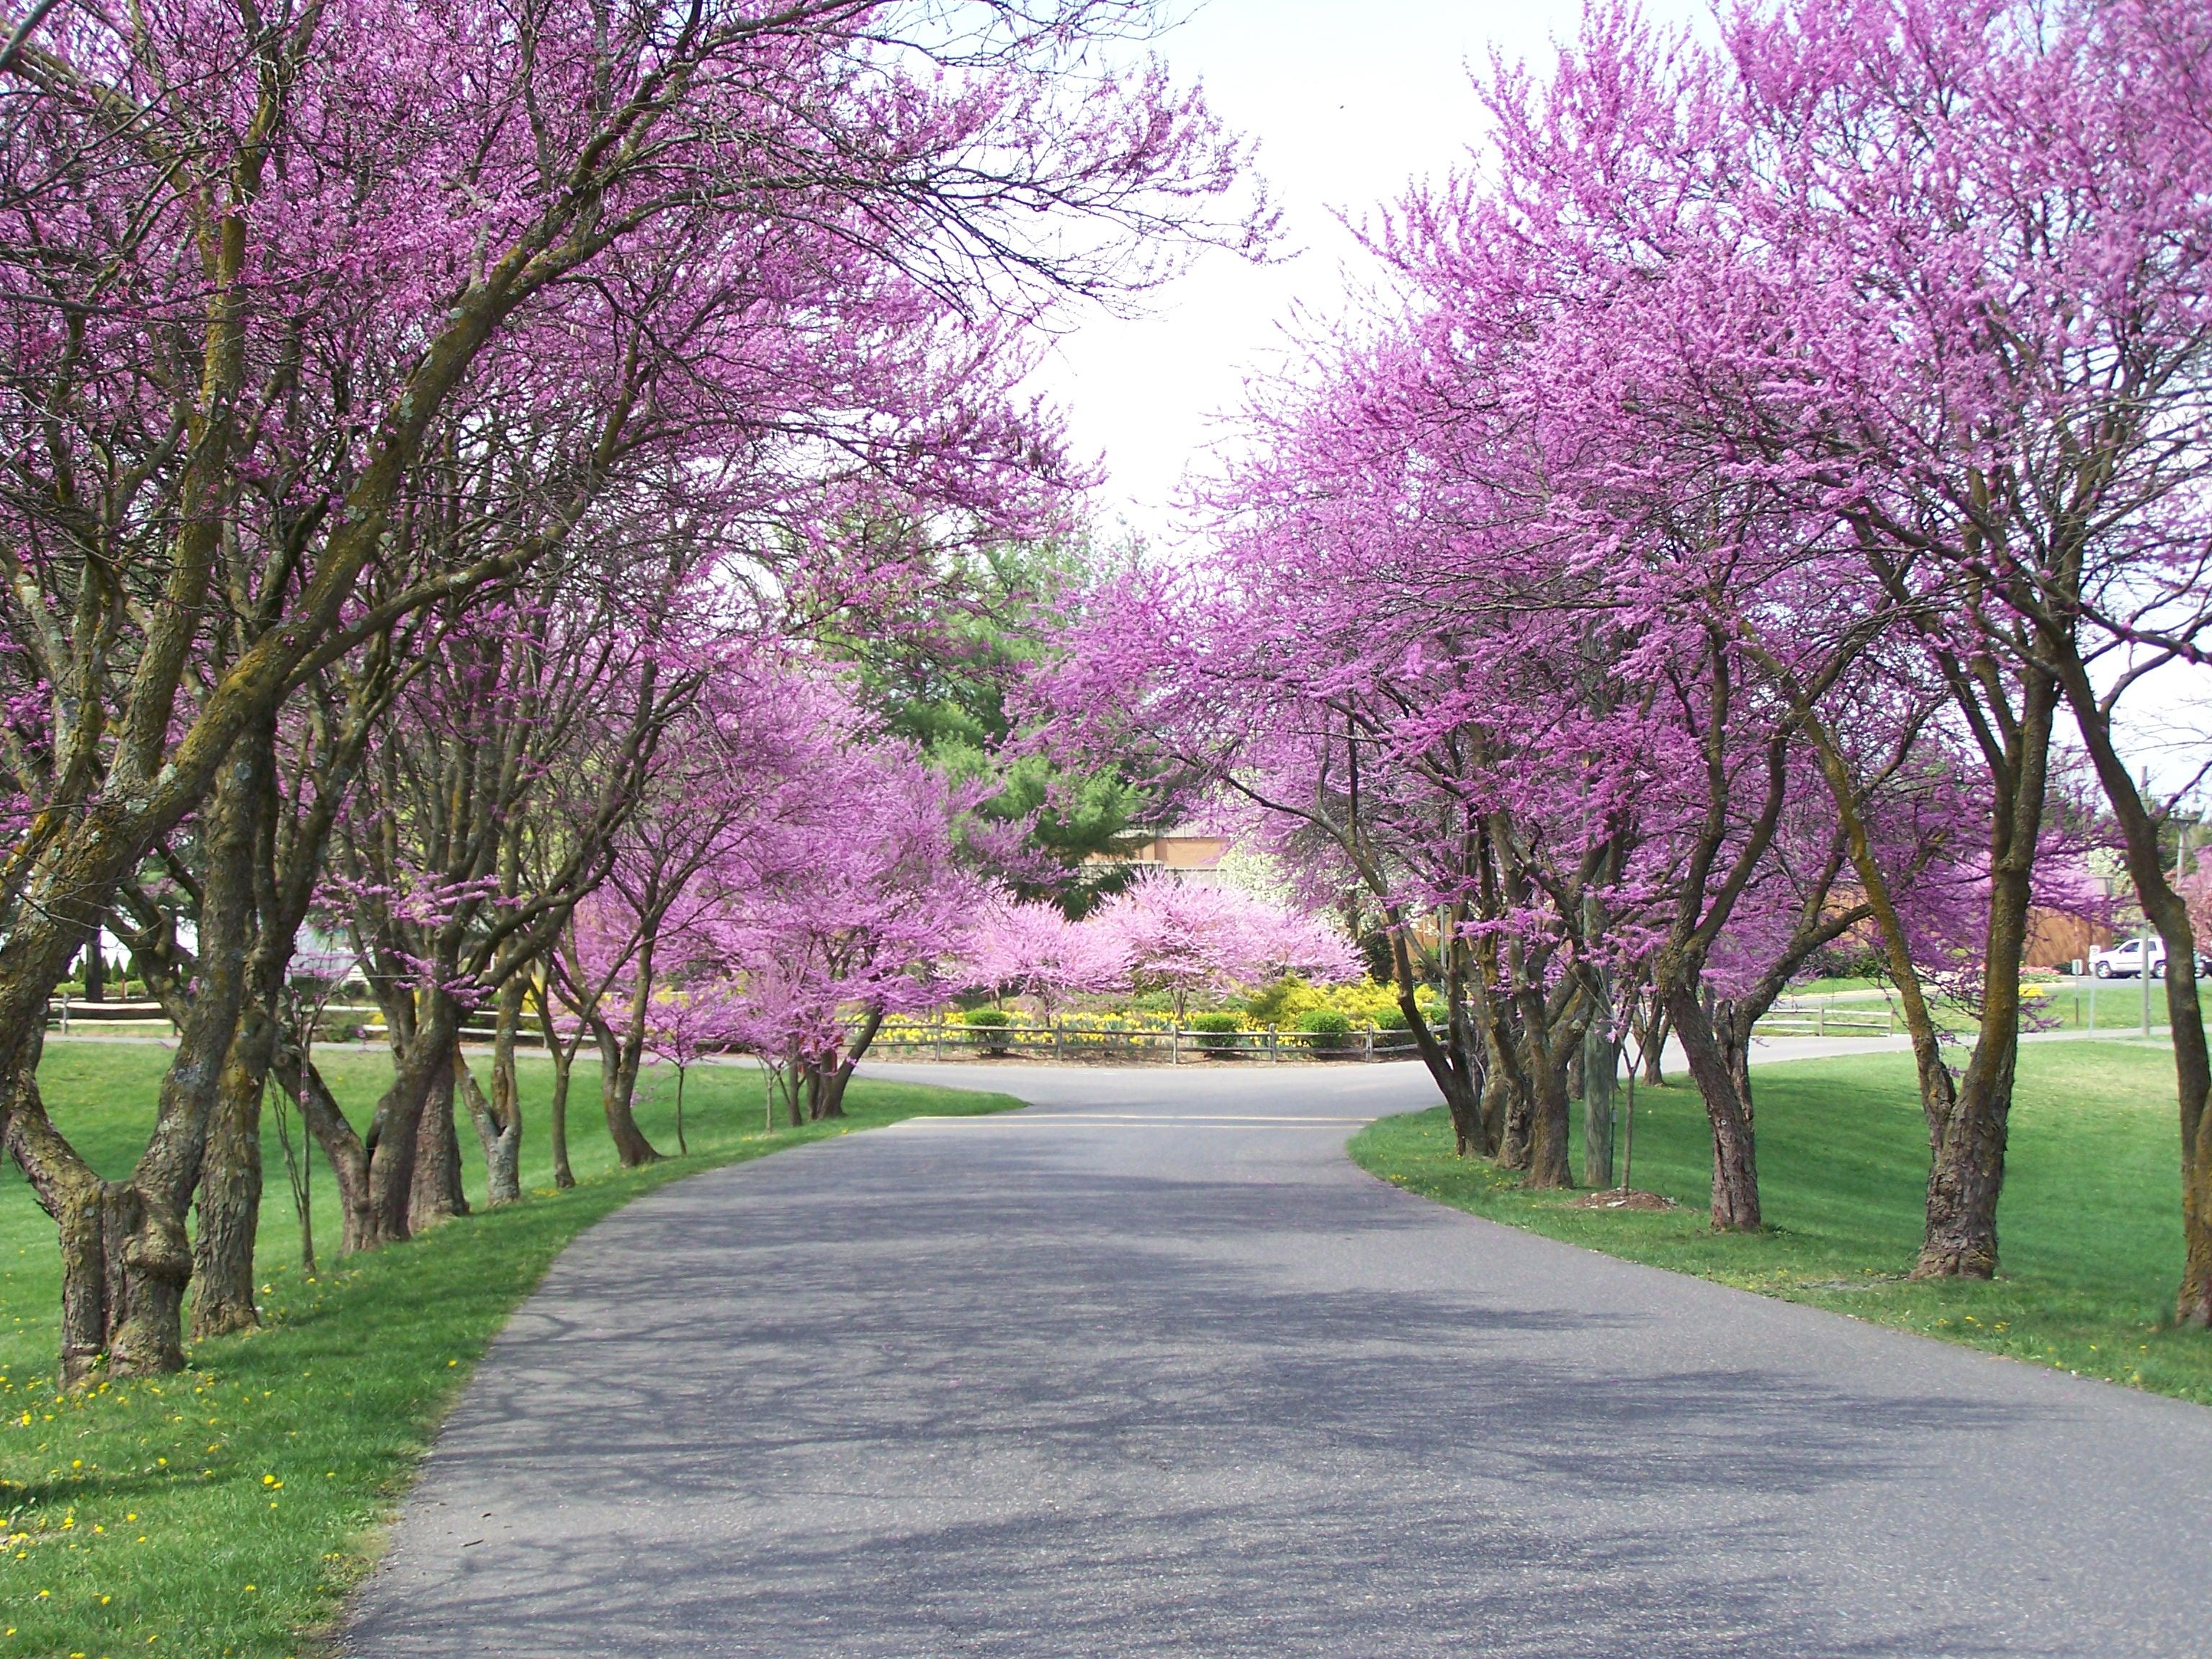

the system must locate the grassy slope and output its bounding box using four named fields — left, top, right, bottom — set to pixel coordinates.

left=1351, top=1040, right=2212, bottom=1403
left=1778, top=980, right=2208, bottom=1033
left=1, top=1040, right=1017, bottom=1659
